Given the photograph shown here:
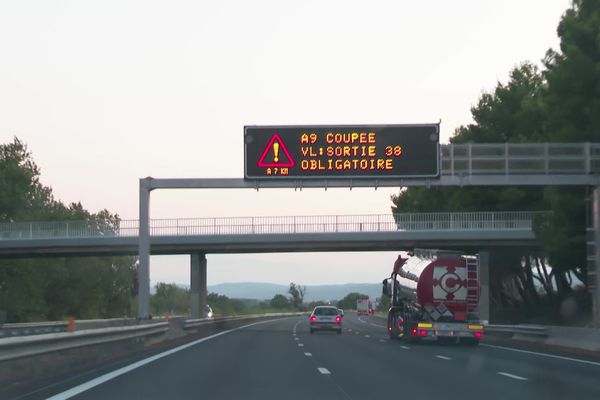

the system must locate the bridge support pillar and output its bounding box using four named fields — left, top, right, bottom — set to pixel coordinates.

left=191, top=253, right=207, bottom=319
left=592, top=187, right=600, bottom=328
left=478, top=250, right=490, bottom=324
